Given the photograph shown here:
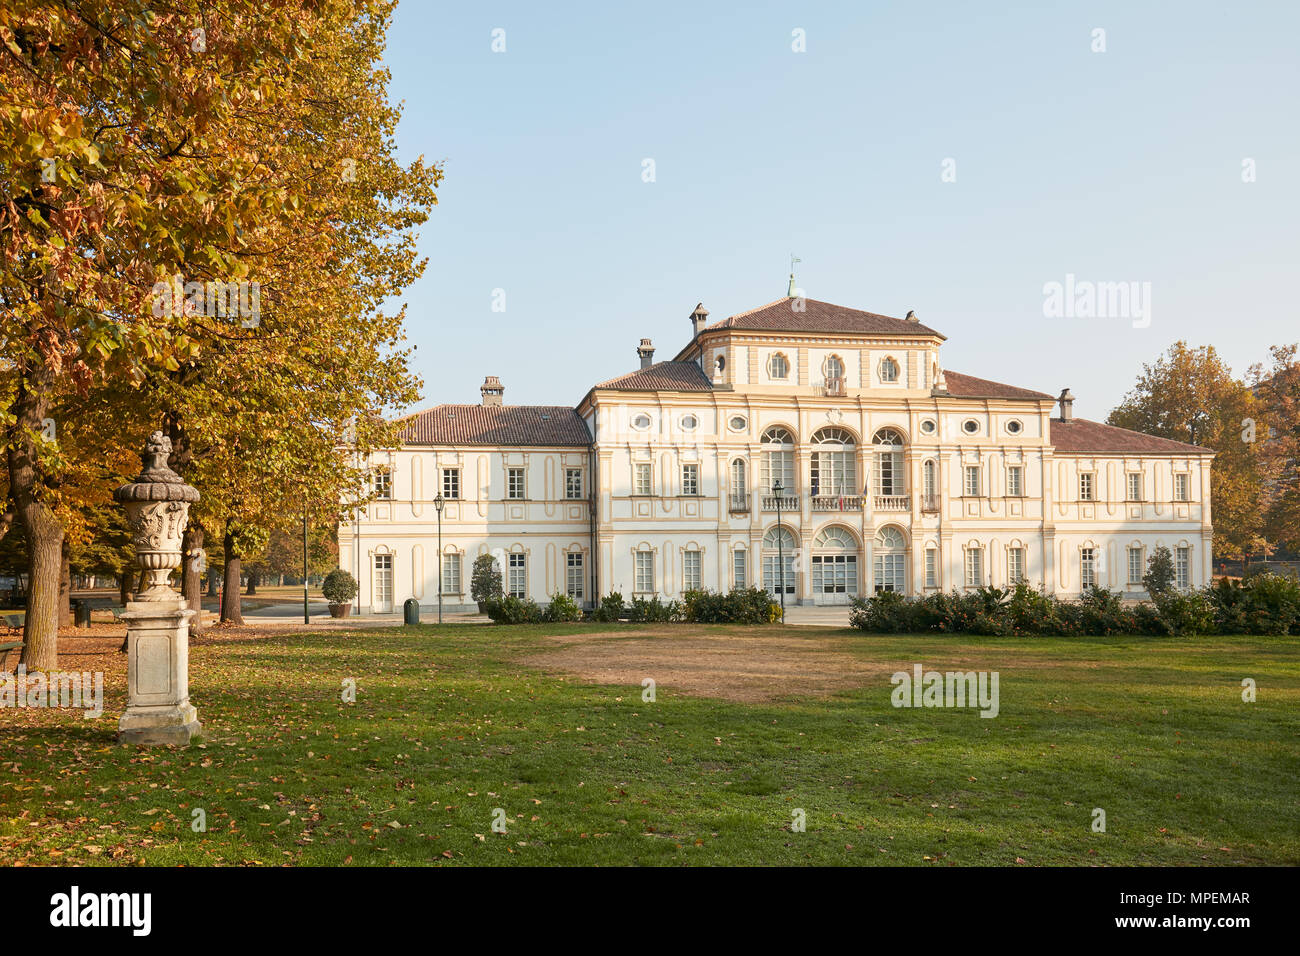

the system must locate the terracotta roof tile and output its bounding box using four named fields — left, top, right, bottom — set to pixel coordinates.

left=595, top=361, right=713, bottom=392
left=1050, top=418, right=1212, bottom=455
left=396, top=405, right=590, bottom=446
left=701, top=297, right=945, bottom=338
left=942, top=370, right=1054, bottom=401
